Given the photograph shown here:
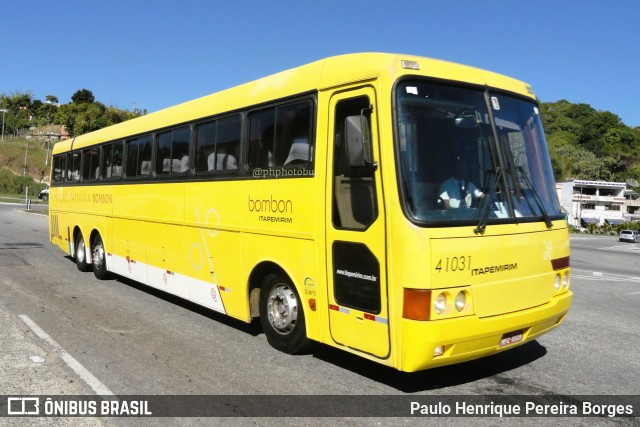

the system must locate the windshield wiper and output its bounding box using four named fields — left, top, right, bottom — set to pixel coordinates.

left=516, top=166, right=553, bottom=228
left=494, top=117, right=553, bottom=229
left=475, top=89, right=512, bottom=234
left=474, top=167, right=502, bottom=234
left=475, top=88, right=553, bottom=233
